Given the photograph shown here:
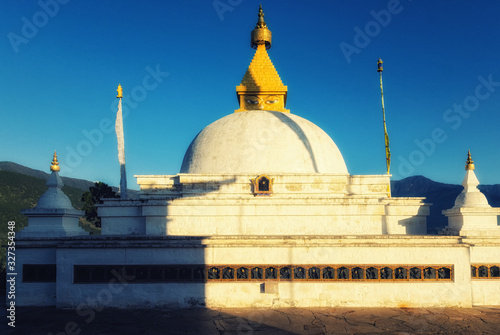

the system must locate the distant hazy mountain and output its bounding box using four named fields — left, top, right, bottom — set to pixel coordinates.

left=391, top=175, right=500, bottom=233
left=0, top=161, right=95, bottom=191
